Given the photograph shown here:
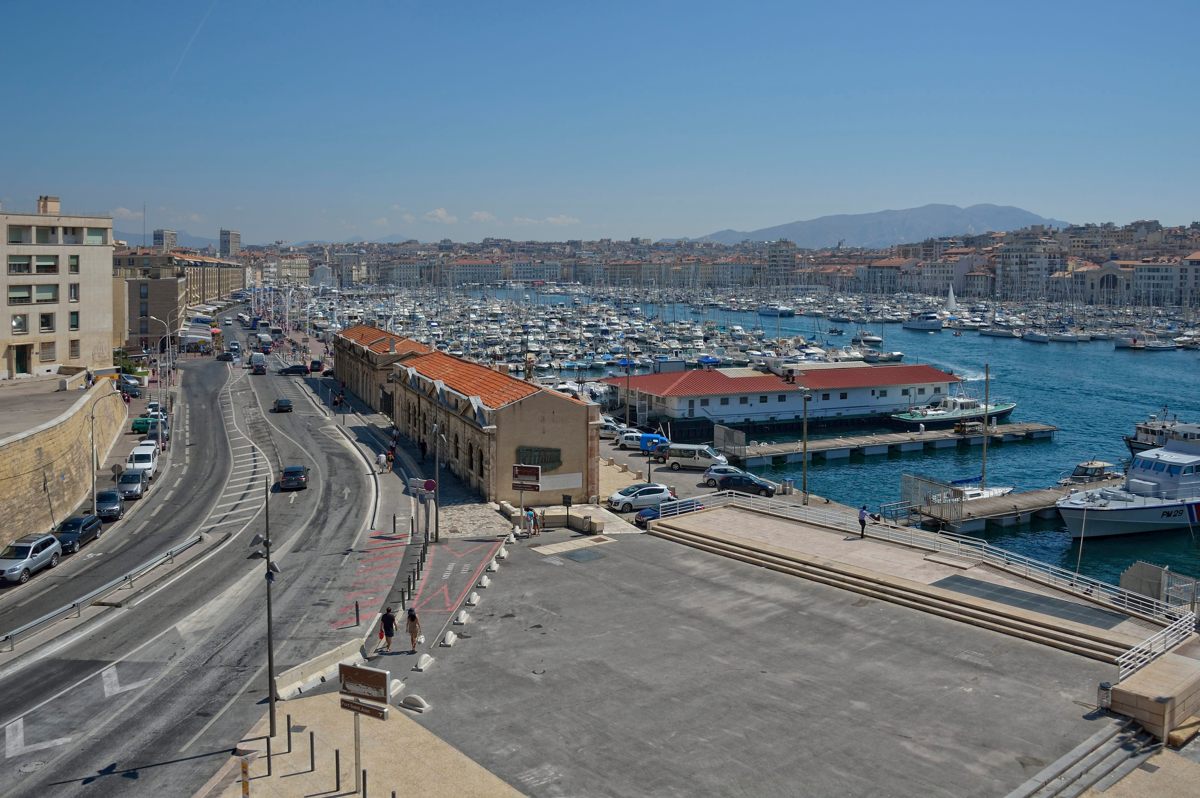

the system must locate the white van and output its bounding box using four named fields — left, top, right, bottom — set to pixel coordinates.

left=126, top=444, right=159, bottom=481
left=651, top=443, right=728, bottom=471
